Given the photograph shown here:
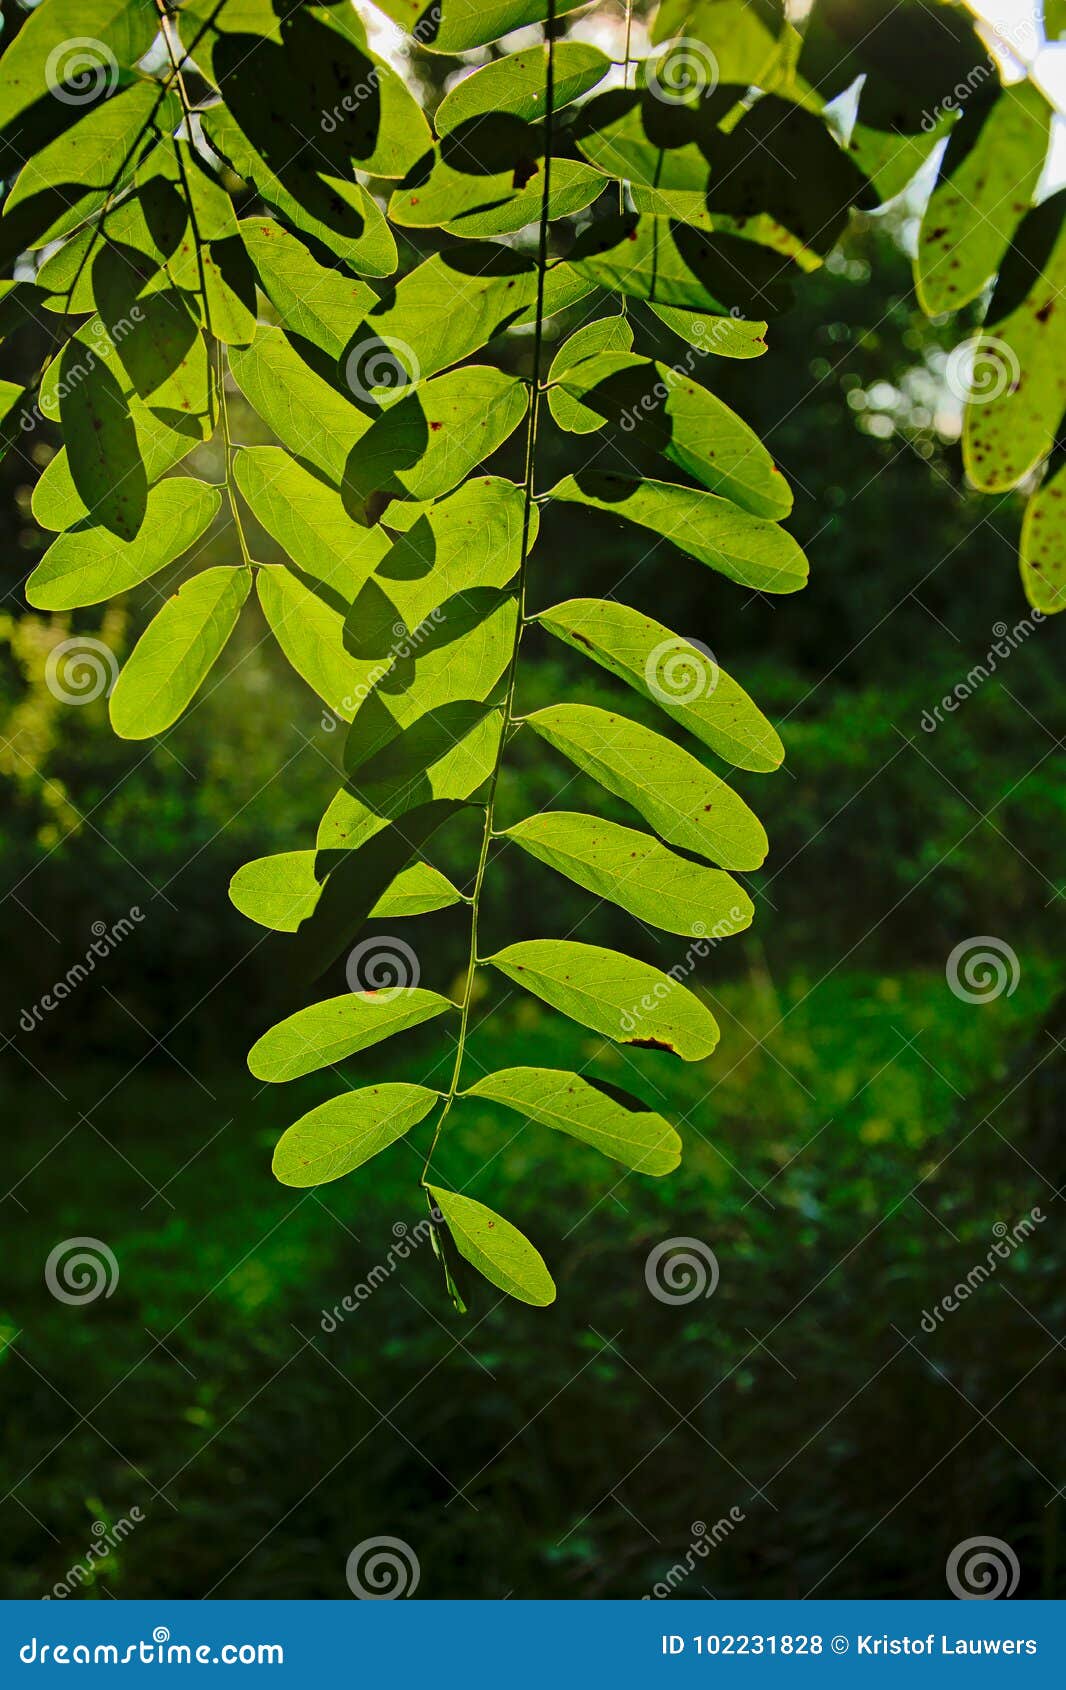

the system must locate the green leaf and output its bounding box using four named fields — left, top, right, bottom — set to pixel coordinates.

left=359, top=247, right=538, bottom=385
left=176, top=239, right=259, bottom=347
left=575, top=89, right=720, bottom=195
left=549, top=472, right=807, bottom=594
left=238, top=218, right=378, bottom=359
left=525, top=702, right=767, bottom=870
left=343, top=366, right=529, bottom=515
left=547, top=316, right=635, bottom=433
left=962, top=189, right=1066, bottom=493
left=273, top=1084, right=439, bottom=1187
left=389, top=138, right=605, bottom=239
left=537, top=599, right=783, bottom=771
left=502, top=811, right=754, bottom=938
left=59, top=342, right=147, bottom=540
left=26, top=478, right=221, bottom=611
left=663, top=96, right=870, bottom=272
left=487, top=938, right=720, bottom=1059
left=293, top=800, right=468, bottom=980
left=798, top=0, right=993, bottom=203
left=36, top=176, right=188, bottom=314
left=648, top=304, right=768, bottom=360
left=177, top=141, right=239, bottom=242
left=91, top=268, right=211, bottom=413
left=651, top=0, right=786, bottom=85
left=568, top=214, right=791, bottom=318
left=249, top=990, right=456, bottom=1083
left=1020, top=454, right=1066, bottom=614
left=0, top=0, right=158, bottom=154
left=32, top=401, right=202, bottom=531
left=202, top=105, right=398, bottom=277
left=553, top=352, right=791, bottom=518
left=109, top=566, right=251, bottom=739
left=320, top=706, right=502, bottom=855
left=4, top=81, right=169, bottom=246
left=916, top=82, right=1051, bottom=316
left=235, top=447, right=389, bottom=600
left=427, top=1186, right=555, bottom=1308
left=229, top=327, right=372, bottom=485
left=229, top=851, right=461, bottom=932
left=436, top=43, right=609, bottom=134
left=346, top=591, right=518, bottom=765
left=192, top=5, right=431, bottom=179
left=347, top=476, right=529, bottom=659
left=256, top=564, right=381, bottom=719
left=465, top=1067, right=682, bottom=1176
left=368, top=0, right=586, bottom=54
